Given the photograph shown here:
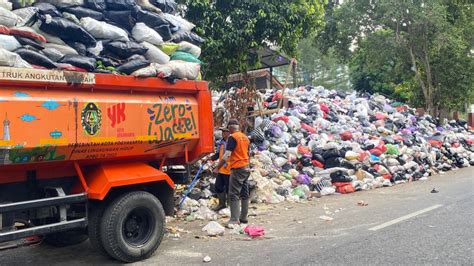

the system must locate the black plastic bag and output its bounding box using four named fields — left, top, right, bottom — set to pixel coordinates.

left=330, top=170, right=352, bottom=183
left=105, top=10, right=136, bottom=31
left=84, top=0, right=107, bottom=11
left=34, top=3, right=62, bottom=17
left=154, top=24, right=173, bottom=41
left=103, top=41, right=148, bottom=59
left=15, top=36, right=44, bottom=50
left=67, top=42, right=87, bottom=56
left=39, top=16, right=96, bottom=45
left=133, top=7, right=168, bottom=28
left=59, top=55, right=96, bottom=71
left=116, top=59, right=150, bottom=75
left=105, top=0, right=137, bottom=10
left=151, top=0, right=177, bottom=14
left=62, top=6, right=104, bottom=21
left=16, top=48, right=57, bottom=69
left=173, top=31, right=205, bottom=45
